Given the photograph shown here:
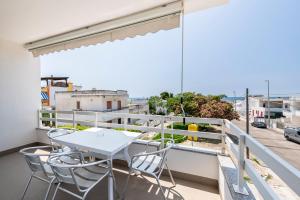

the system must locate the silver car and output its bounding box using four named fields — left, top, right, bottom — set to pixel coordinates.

left=284, top=127, right=300, bottom=143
